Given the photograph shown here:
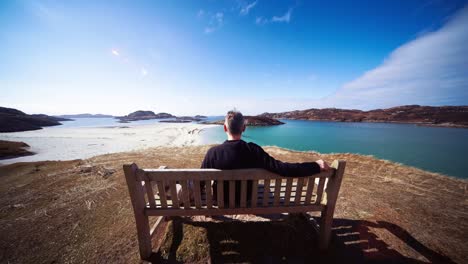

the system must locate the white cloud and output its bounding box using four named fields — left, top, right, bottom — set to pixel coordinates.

left=272, top=8, right=292, bottom=23
left=204, top=12, right=224, bottom=34
left=318, top=6, right=468, bottom=110
left=111, top=49, right=120, bottom=56
left=240, top=1, right=257, bottom=16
